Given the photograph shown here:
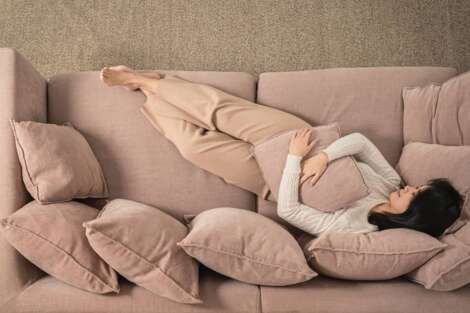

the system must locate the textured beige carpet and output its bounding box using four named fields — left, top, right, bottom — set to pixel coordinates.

left=0, top=0, right=469, bottom=79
